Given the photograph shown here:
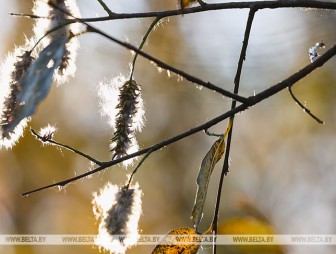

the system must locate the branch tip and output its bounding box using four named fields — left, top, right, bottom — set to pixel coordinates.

left=288, top=86, right=324, bottom=124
